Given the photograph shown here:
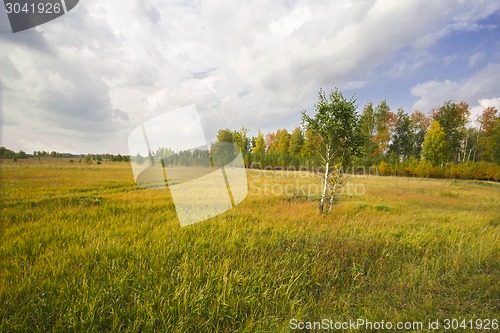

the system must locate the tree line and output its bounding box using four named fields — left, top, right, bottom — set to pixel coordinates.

left=213, top=92, right=499, bottom=182
left=210, top=88, right=500, bottom=213
left=0, top=147, right=131, bottom=162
